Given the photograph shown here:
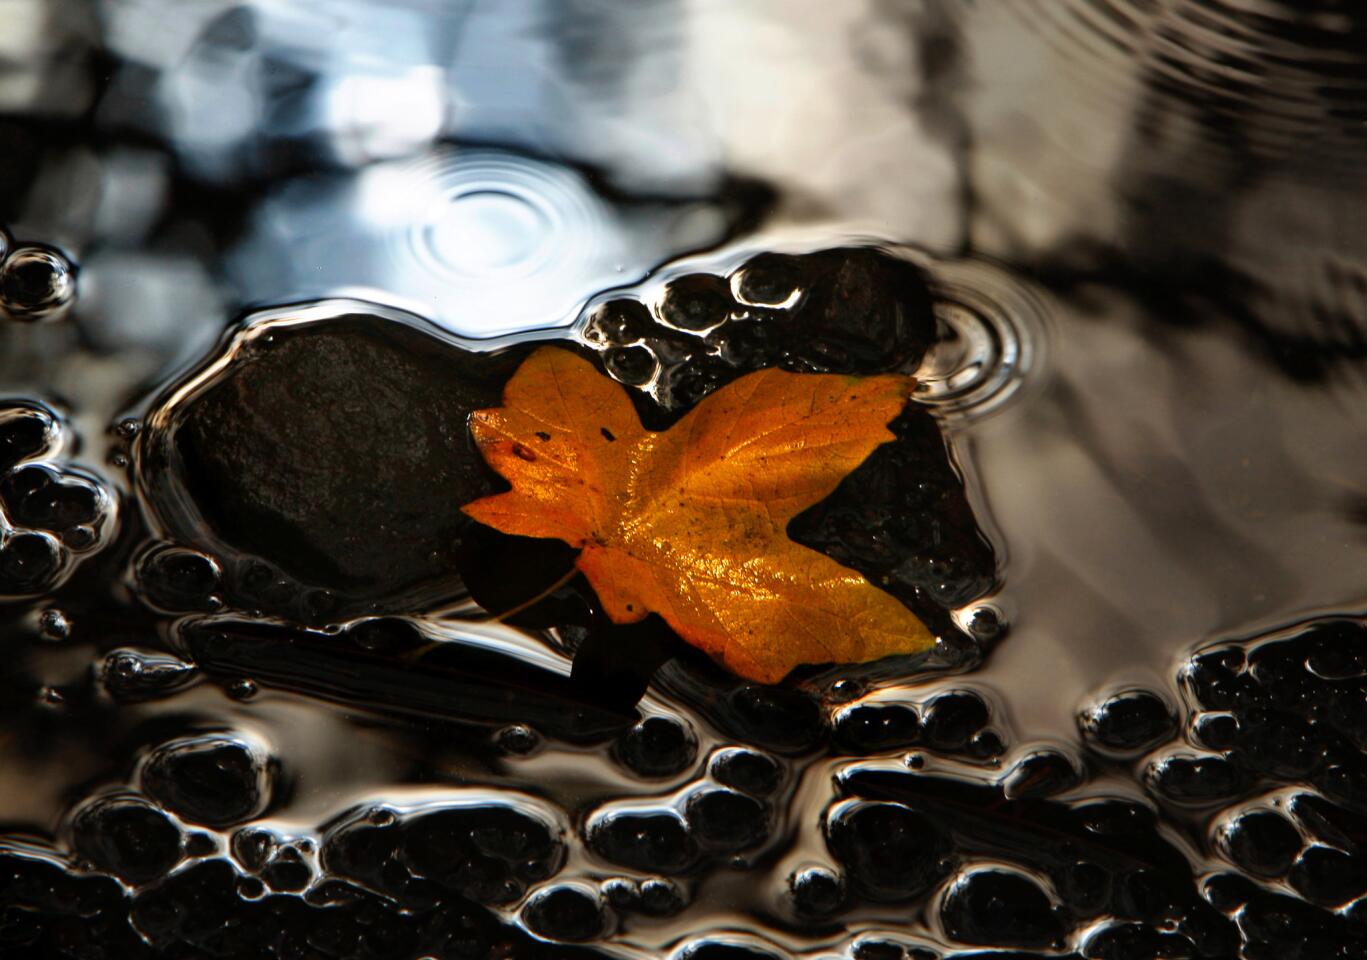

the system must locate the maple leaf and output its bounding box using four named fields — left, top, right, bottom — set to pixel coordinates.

left=461, top=347, right=934, bottom=683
